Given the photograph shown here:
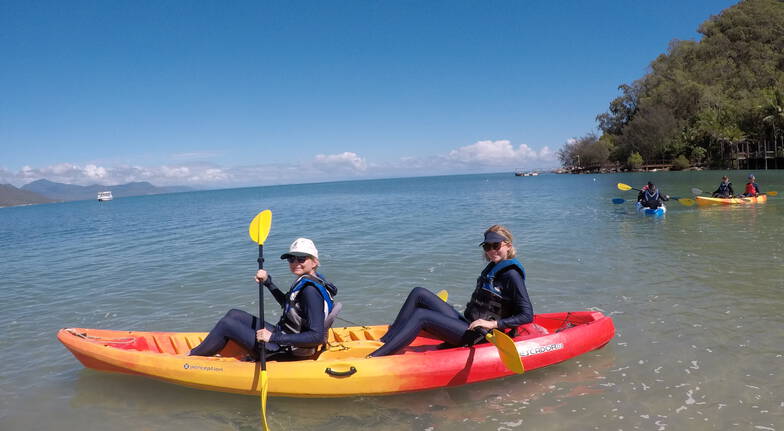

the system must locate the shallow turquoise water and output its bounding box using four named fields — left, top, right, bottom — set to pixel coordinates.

left=1, top=171, right=782, bottom=430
